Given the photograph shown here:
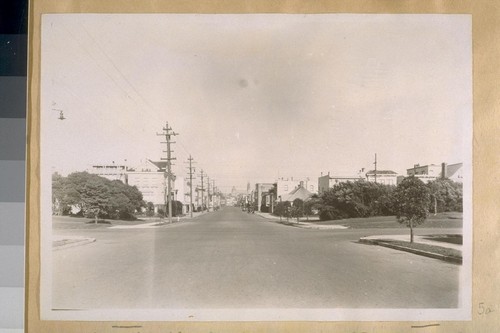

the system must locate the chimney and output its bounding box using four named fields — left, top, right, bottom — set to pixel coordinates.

left=441, top=162, right=447, bottom=179
left=299, top=181, right=304, bottom=188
